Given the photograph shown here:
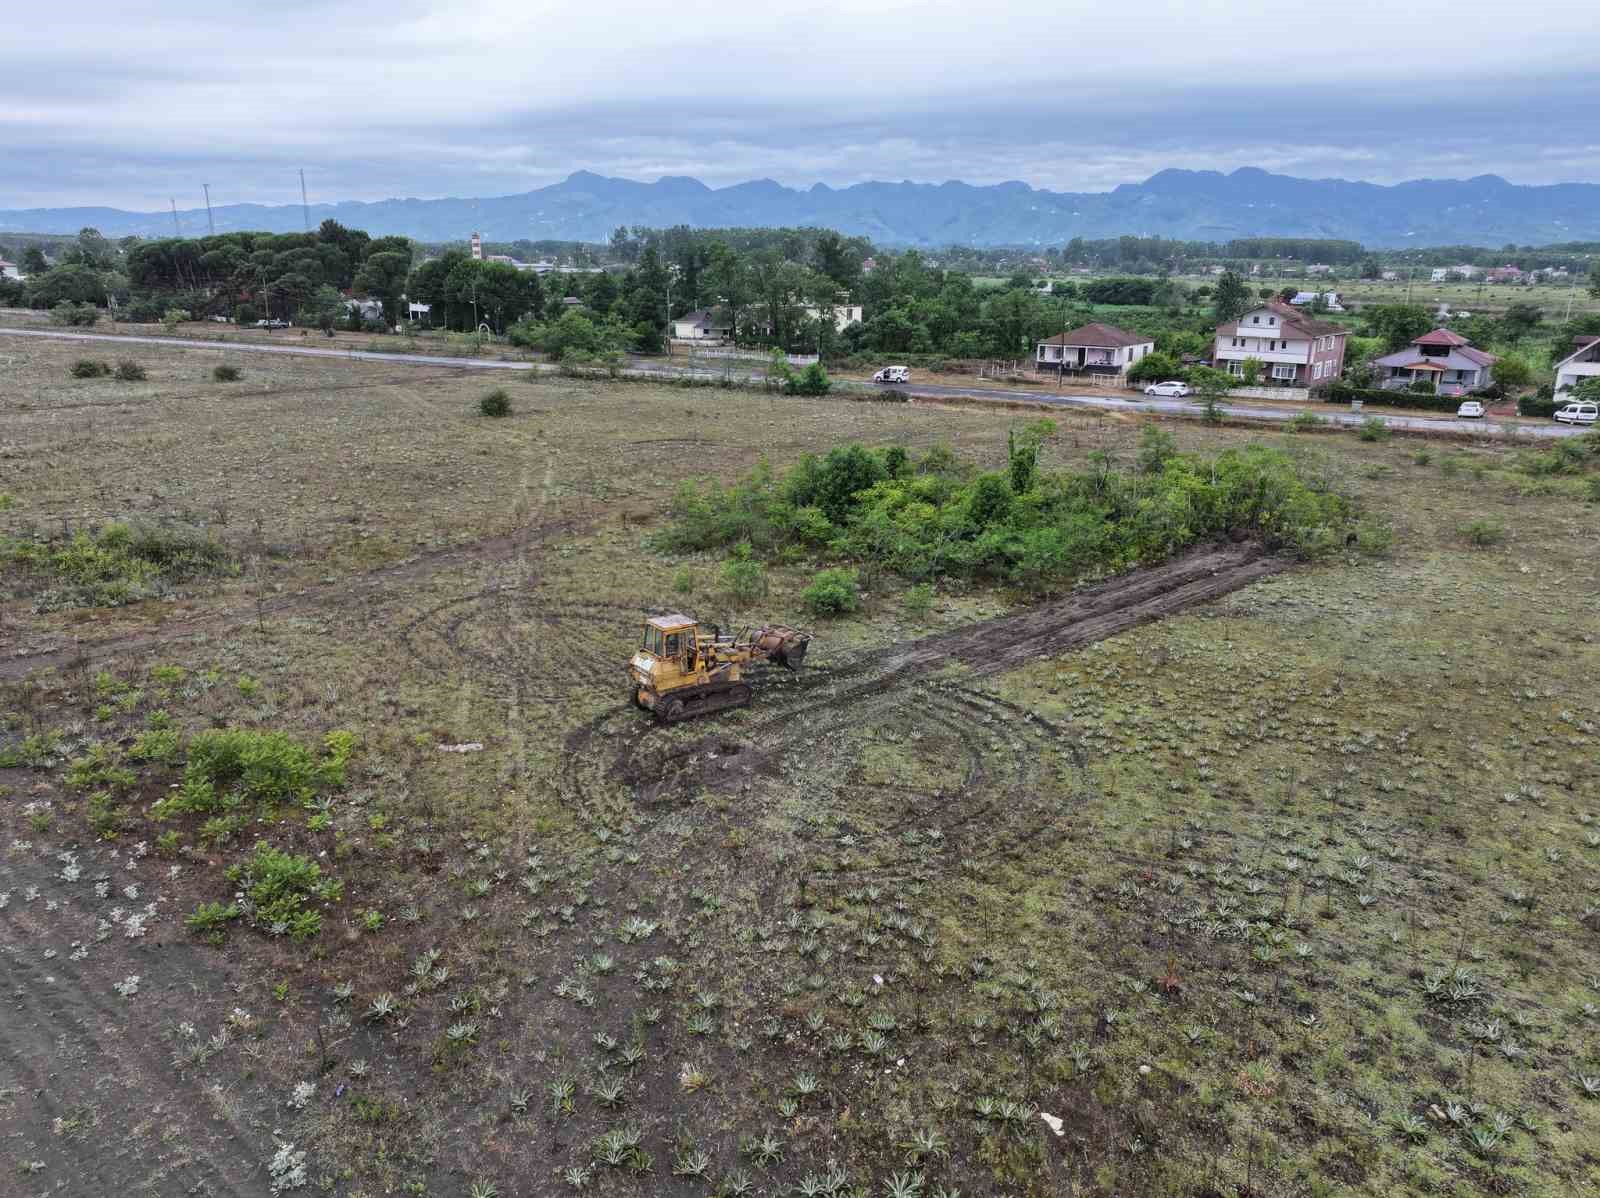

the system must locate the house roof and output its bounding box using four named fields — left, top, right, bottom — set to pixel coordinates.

left=1372, top=345, right=1497, bottom=371
left=1038, top=322, right=1150, bottom=349
left=676, top=308, right=730, bottom=329
left=1217, top=302, right=1345, bottom=340
left=1413, top=328, right=1470, bottom=347
left=1554, top=336, right=1600, bottom=369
